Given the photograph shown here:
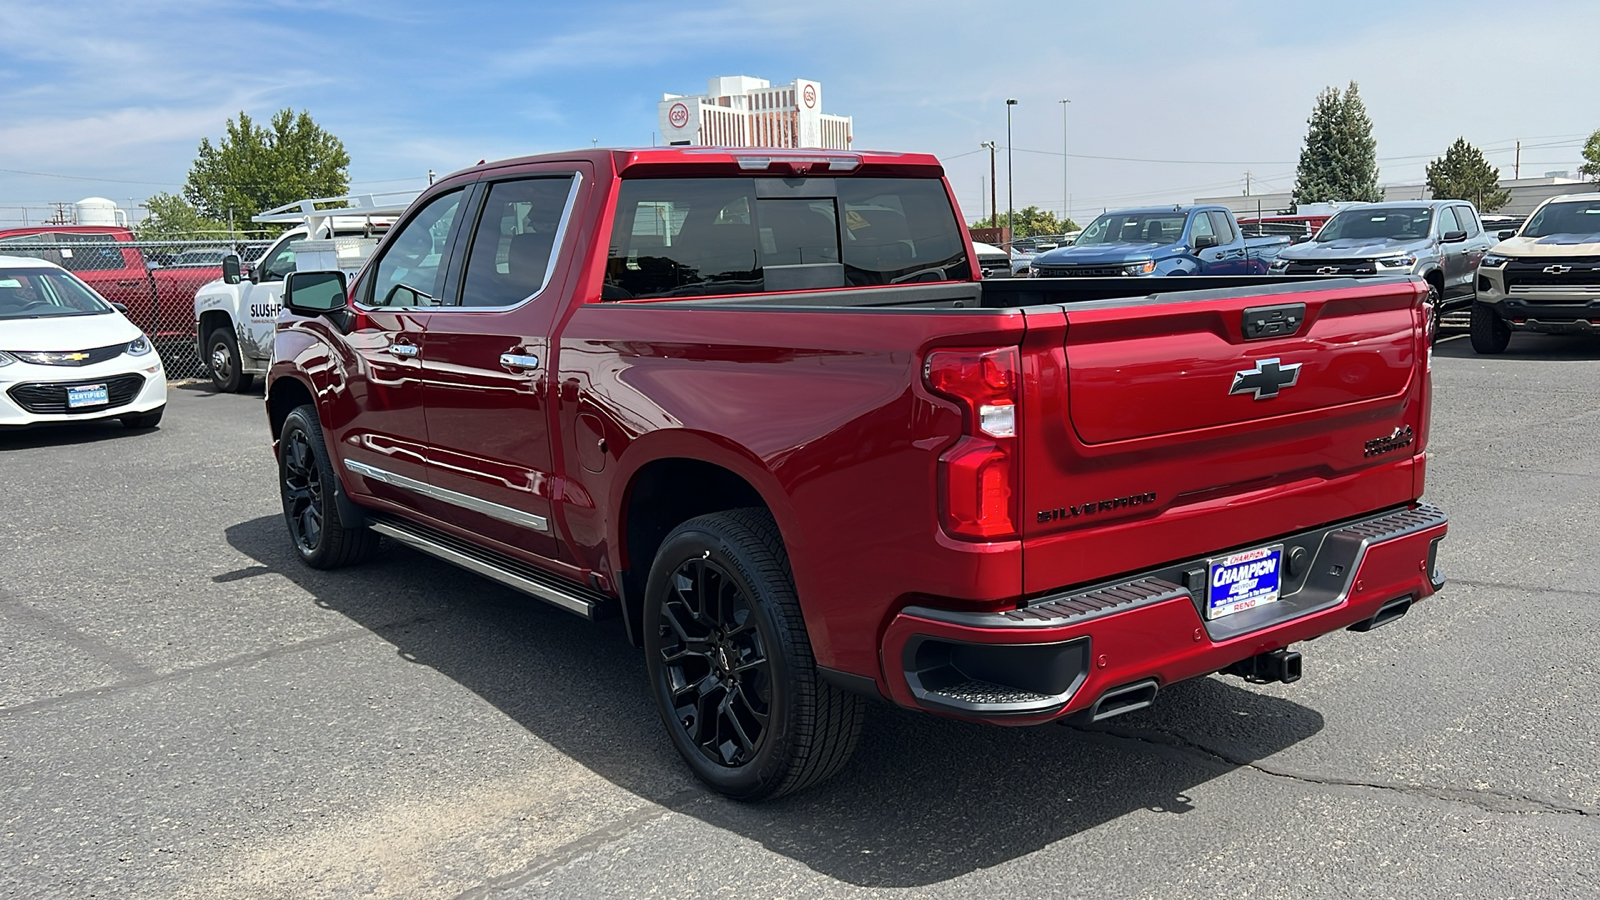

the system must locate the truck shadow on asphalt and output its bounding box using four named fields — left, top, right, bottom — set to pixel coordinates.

left=225, top=514, right=1325, bottom=888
